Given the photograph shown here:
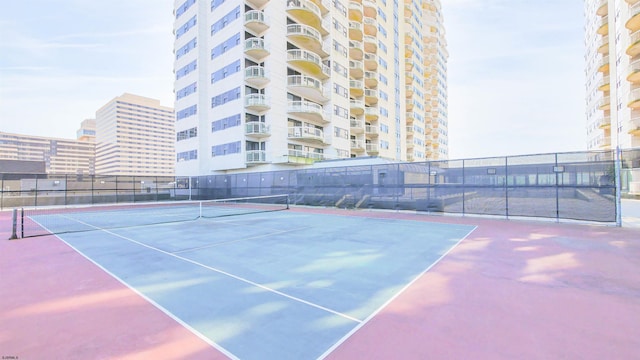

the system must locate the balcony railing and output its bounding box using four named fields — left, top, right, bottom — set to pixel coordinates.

left=245, top=121, right=270, bottom=136
left=245, top=66, right=269, bottom=87
left=288, top=126, right=324, bottom=142
left=244, top=38, right=269, bottom=61
left=288, top=100, right=326, bottom=121
left=245, top=94, right=270, bottom=110
left=287, top=74, right=328, bottom=102
left=288, top=149, right=325, bottom=160
left=246, top=150, right=267, bottom=163
left=365, top=143, right=379, bottom=153
left=244, top=10, right=269, bottom=35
